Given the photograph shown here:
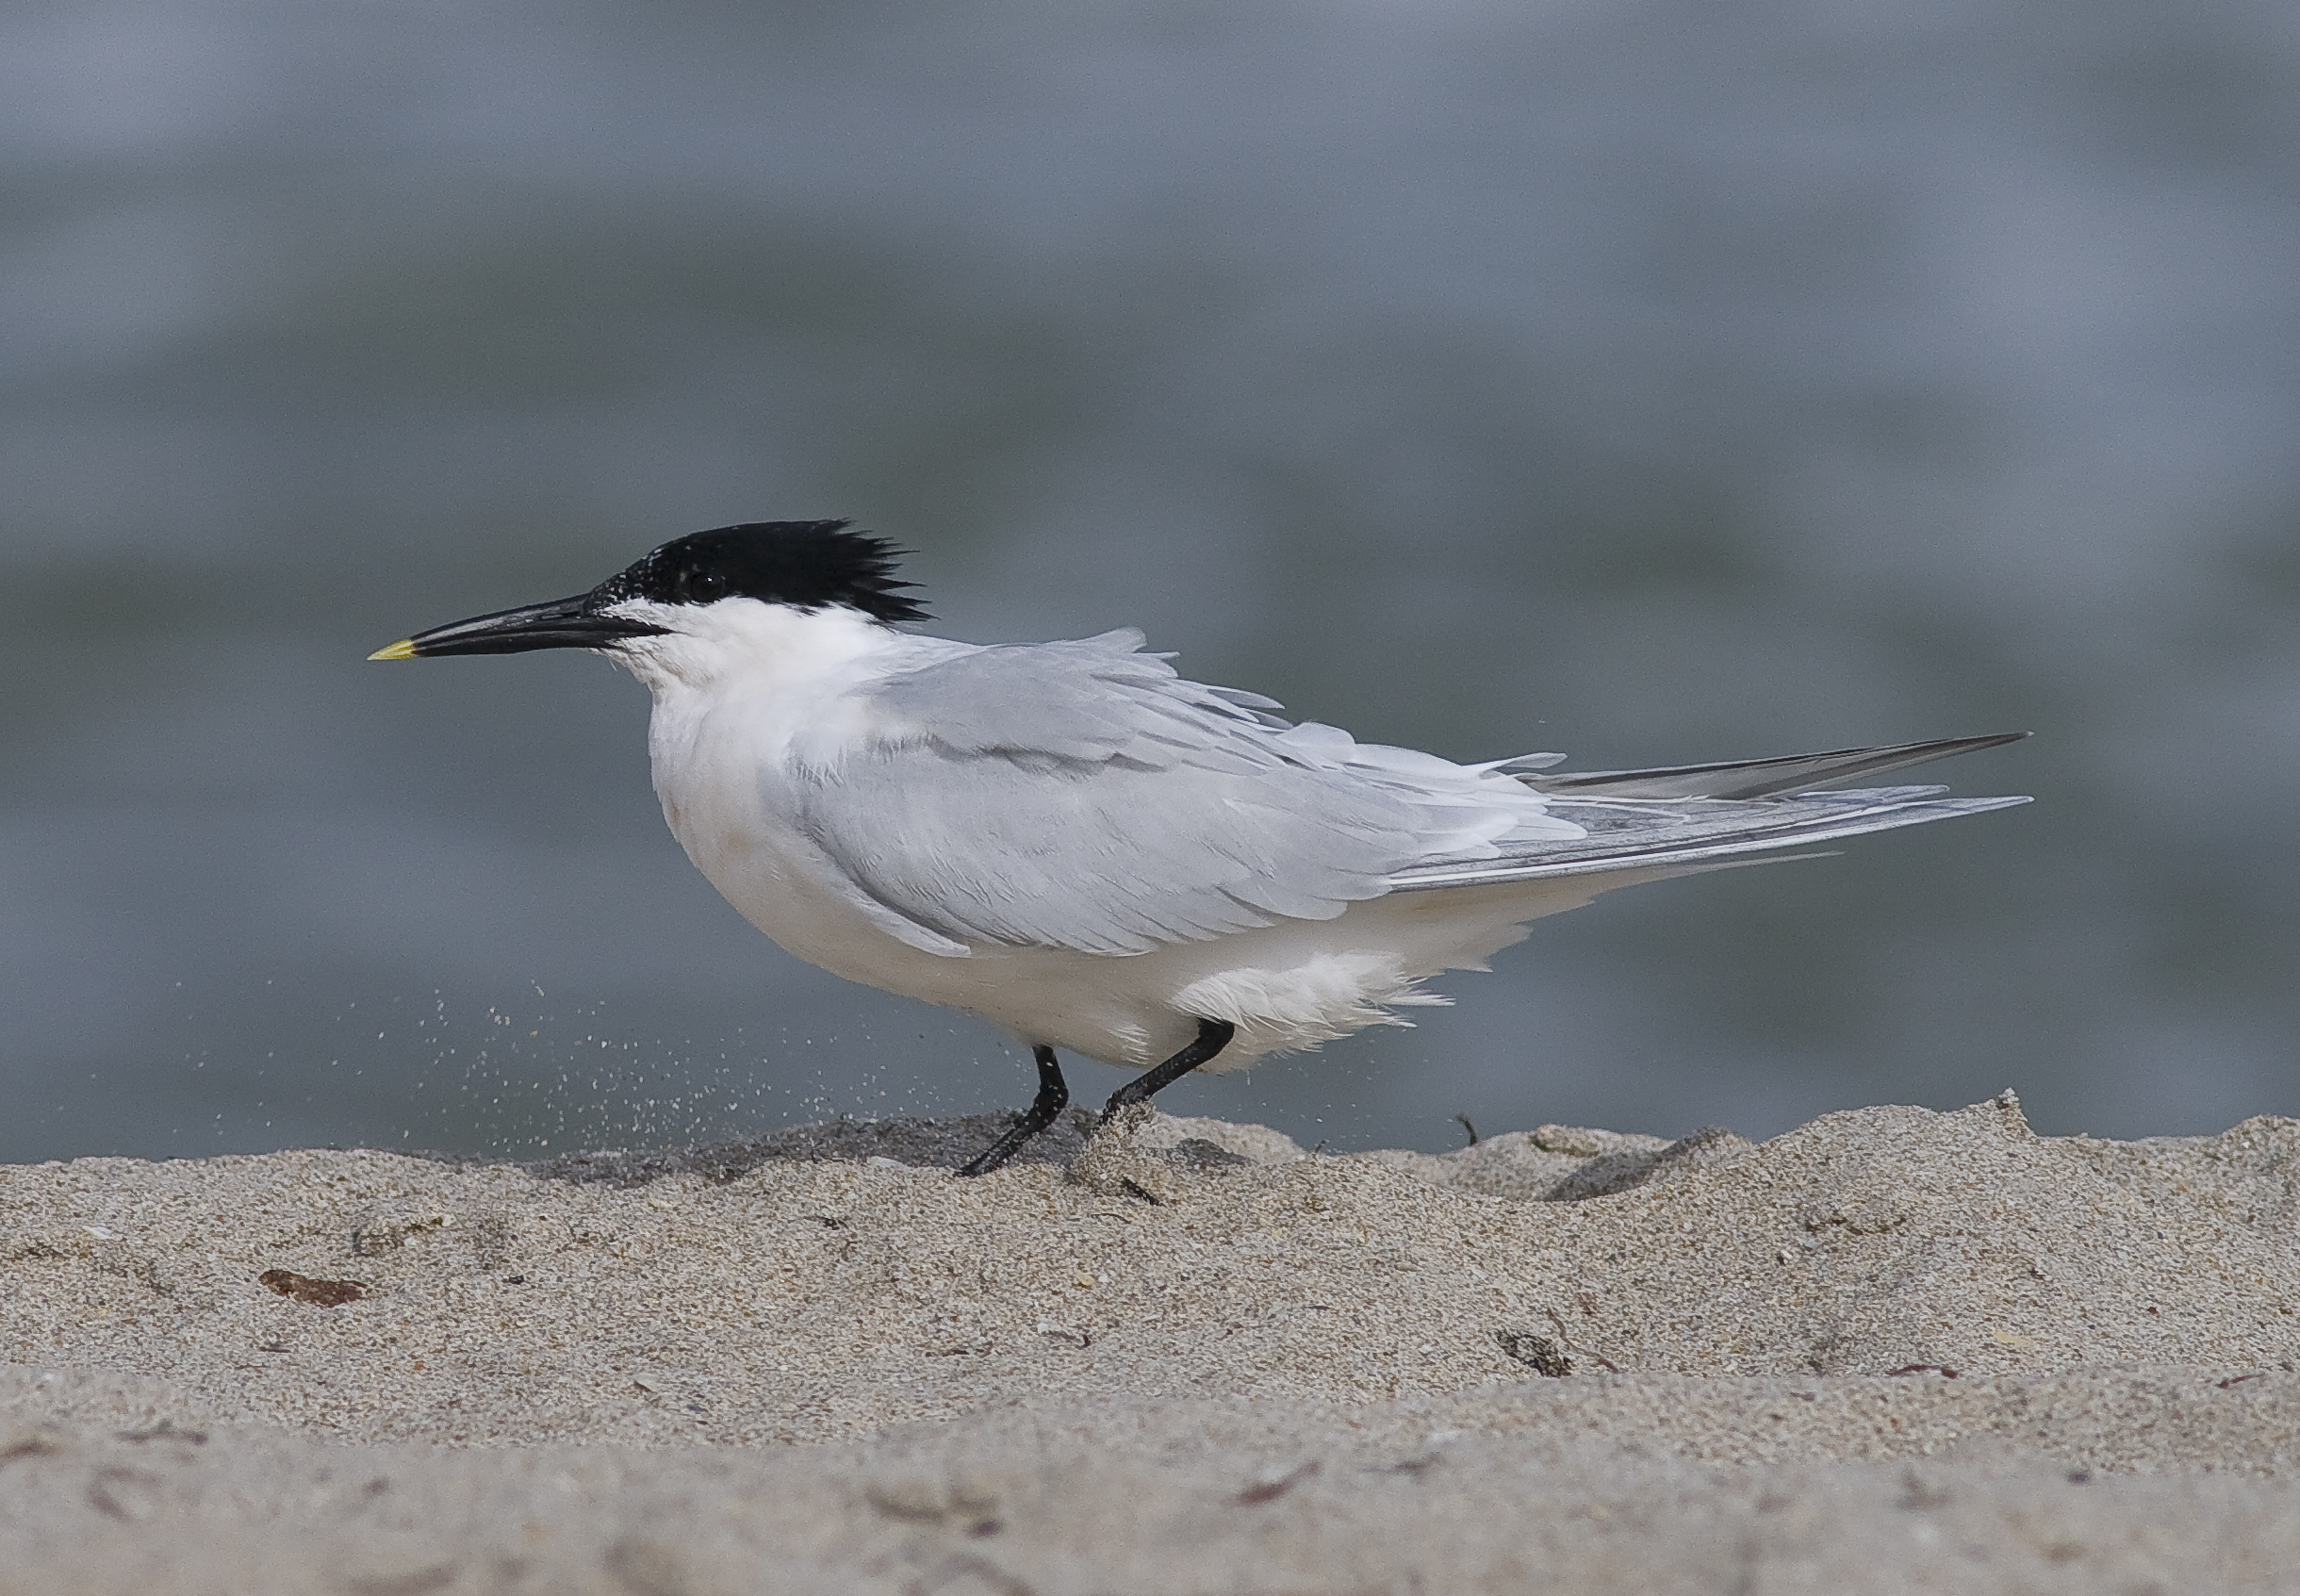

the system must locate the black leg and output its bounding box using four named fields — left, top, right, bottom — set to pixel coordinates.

left=1100, top=1018, right=1236, bottom=1122
left=956, top=1045, right=1068, bottom=1177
